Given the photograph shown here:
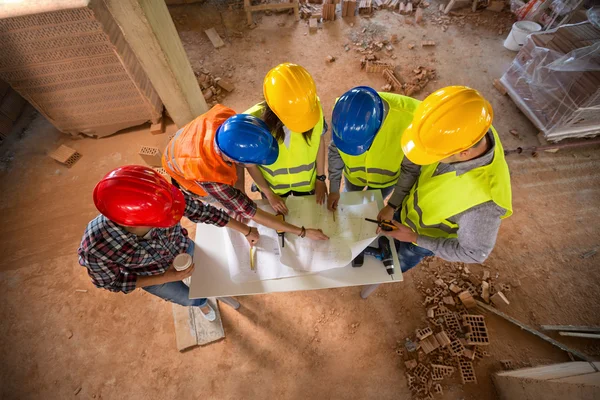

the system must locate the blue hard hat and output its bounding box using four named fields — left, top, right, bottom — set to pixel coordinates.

left=215, top=114, right=279, bottom=165
left=332, top=86, right=384, bottom=156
